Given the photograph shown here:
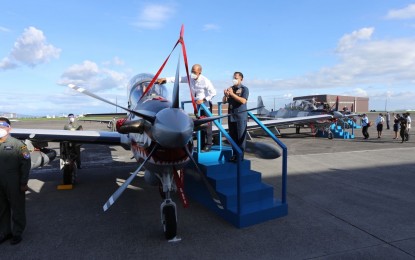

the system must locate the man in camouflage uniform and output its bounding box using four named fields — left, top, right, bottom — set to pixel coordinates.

left=0, top=117, right=31, bottom=245
left=63, top=113, right=83, bottom=169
